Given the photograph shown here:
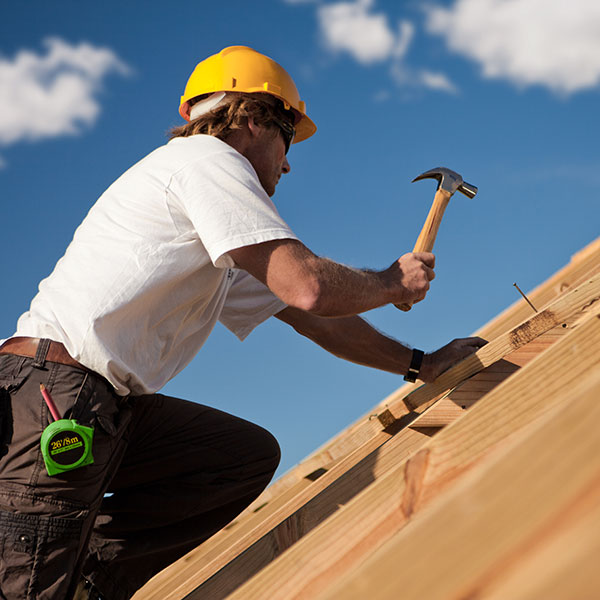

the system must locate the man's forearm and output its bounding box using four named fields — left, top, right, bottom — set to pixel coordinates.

left=275, top=307, right=414, bottom=374
left=275, top=307, right=488, bottom=383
